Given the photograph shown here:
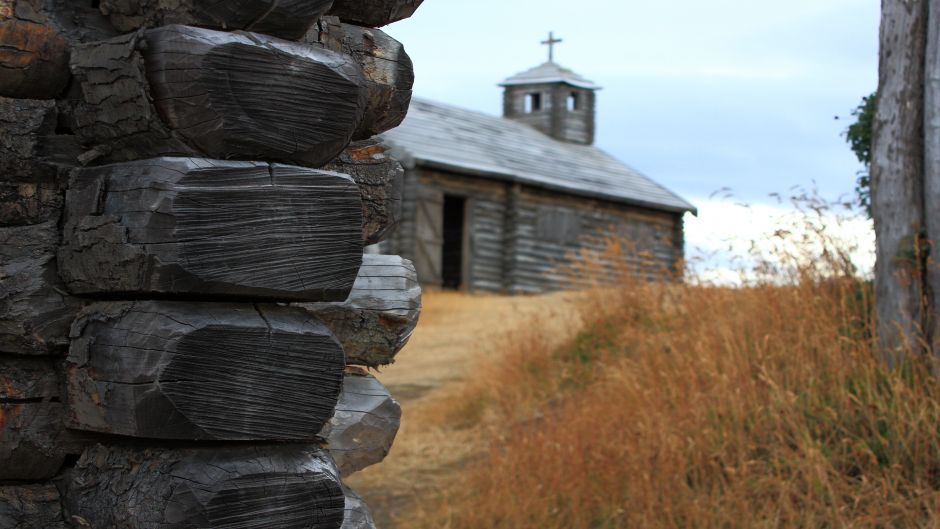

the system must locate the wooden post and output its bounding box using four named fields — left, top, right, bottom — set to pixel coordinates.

left=925, top=0, right=940, bottom=355
left=871, top=0, right=929, bottom=364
